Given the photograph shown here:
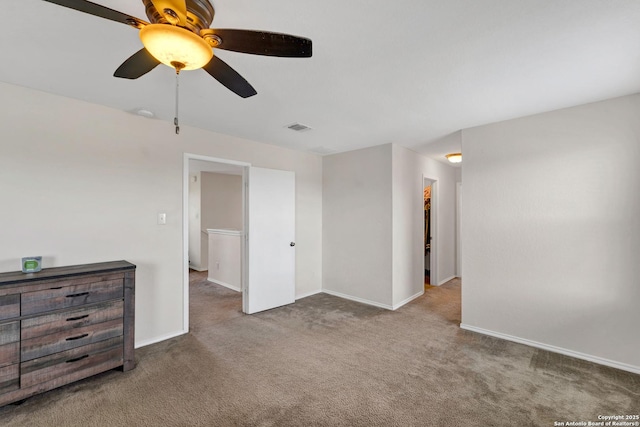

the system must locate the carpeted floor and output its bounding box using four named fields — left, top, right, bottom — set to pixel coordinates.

left=1, top=272, right=638, bottom=426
